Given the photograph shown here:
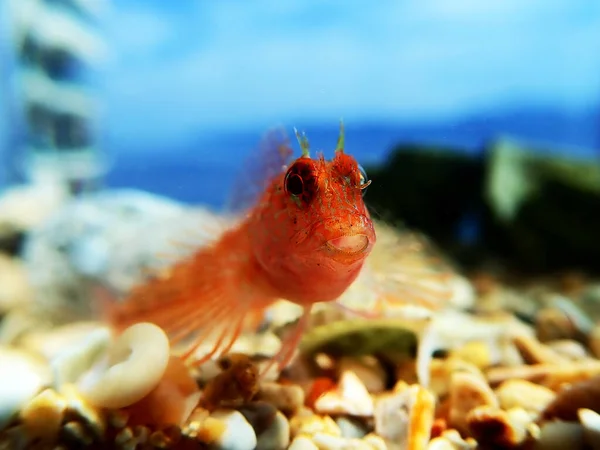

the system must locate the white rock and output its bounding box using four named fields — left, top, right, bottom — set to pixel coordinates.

left=48, top=324, right=112, bottom=388
left=19, top=388, right=67, bottom=441
left=0, top=182, right=67, bottom=231
left=338, top=357, right=386, bottom=394
left=289, top=413, right=341, bottom=438
left=374, top=384, right=435, bottom=449
left=0, top=348, right=52, bottom=429
left=0, top=255, right=32, bottom=314
left=363, top=433, right=389, bottom=450
left=448, top=275, right=476, bottom=310
left=578, top=408, right=600, bottom=449
left=314, top=370, right=374, bottom=417
left=536, top=421, right=585, bottom=450
left=312, top=433, right=373, bottom=450
left=289, top=435, right=318, bottom=450
left=256, top=411, right=290, bottom=450
left=19, top=321, right=108, bottom=361
left=210, top=409, right=257, bottom=450
left=22, top=189, right=228, bottom=325
left=336, top=416, right=367, bottom=439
